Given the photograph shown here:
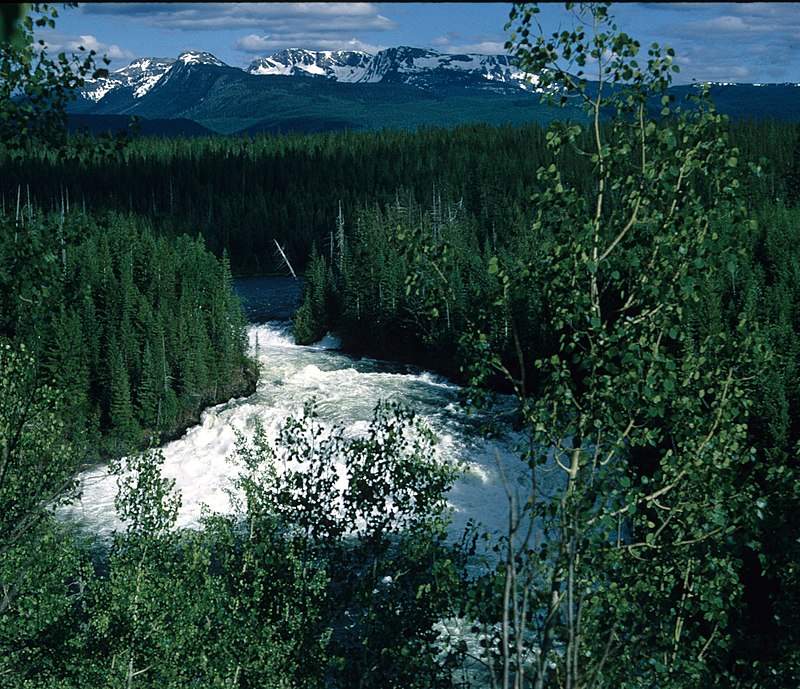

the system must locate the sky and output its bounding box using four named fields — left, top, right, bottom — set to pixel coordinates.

left=41, top=2, right=800, bottom=85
